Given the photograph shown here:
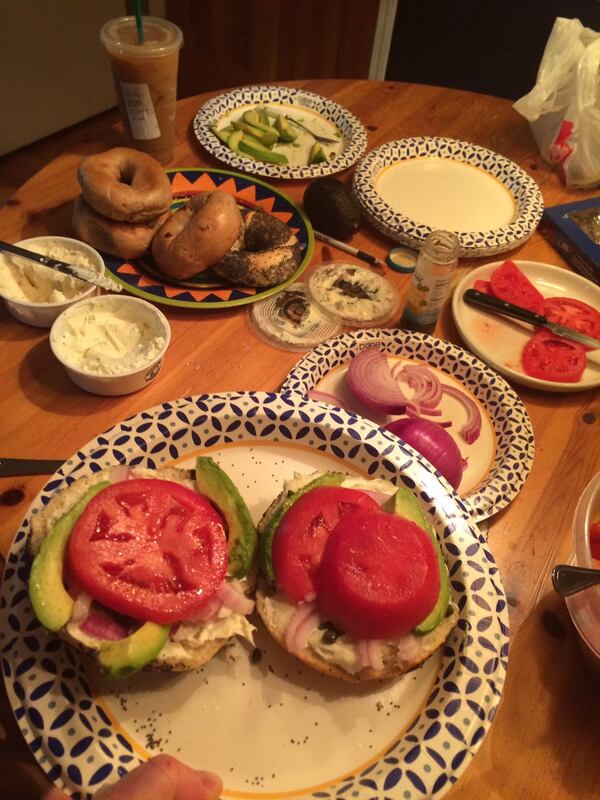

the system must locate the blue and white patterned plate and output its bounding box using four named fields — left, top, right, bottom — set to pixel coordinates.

left=281, top=330, right=534, bottom=522
left=1, top=392, right=508, bottom=800
left=352, top=137, right=544, bottom=256
left=193, top=85, right=367, bottom=180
